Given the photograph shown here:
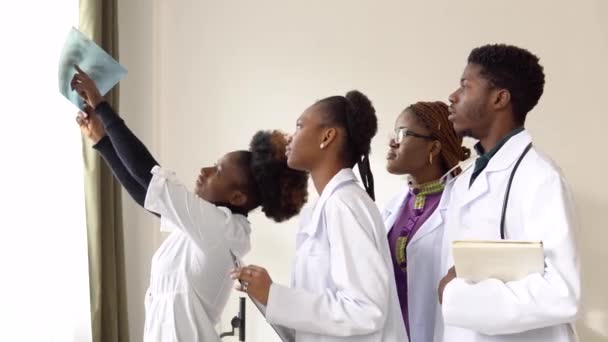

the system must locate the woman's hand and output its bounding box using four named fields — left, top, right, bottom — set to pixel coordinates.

left=231, top=265, right=273, bottom=305
left=71, top=65, right=104, bottom=108
left=76, top=106, right=106, bottom=144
